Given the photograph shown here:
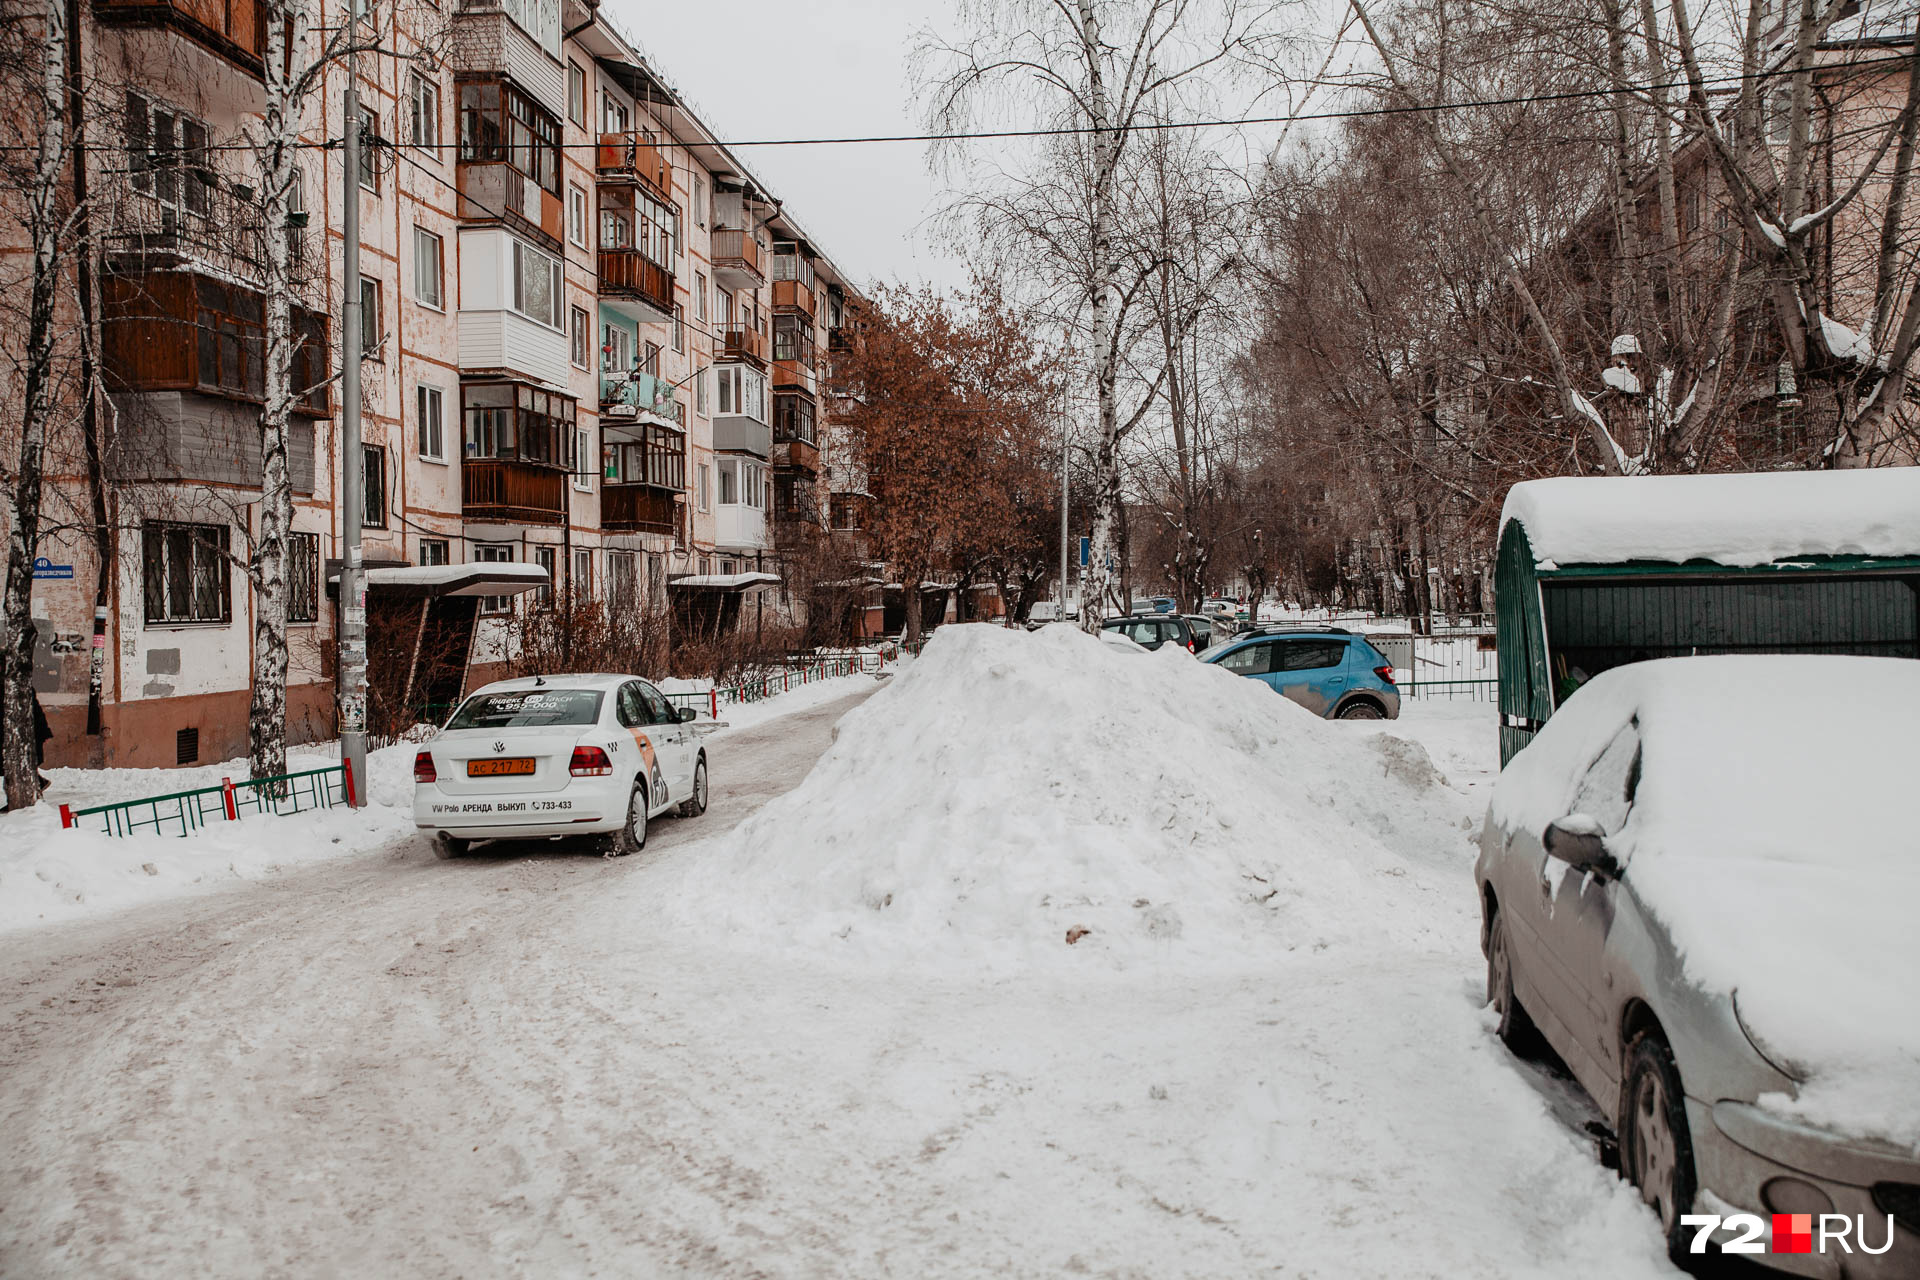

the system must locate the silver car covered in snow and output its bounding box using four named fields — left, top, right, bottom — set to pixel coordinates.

left=1476, top=656, right=1920, bottom=1274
